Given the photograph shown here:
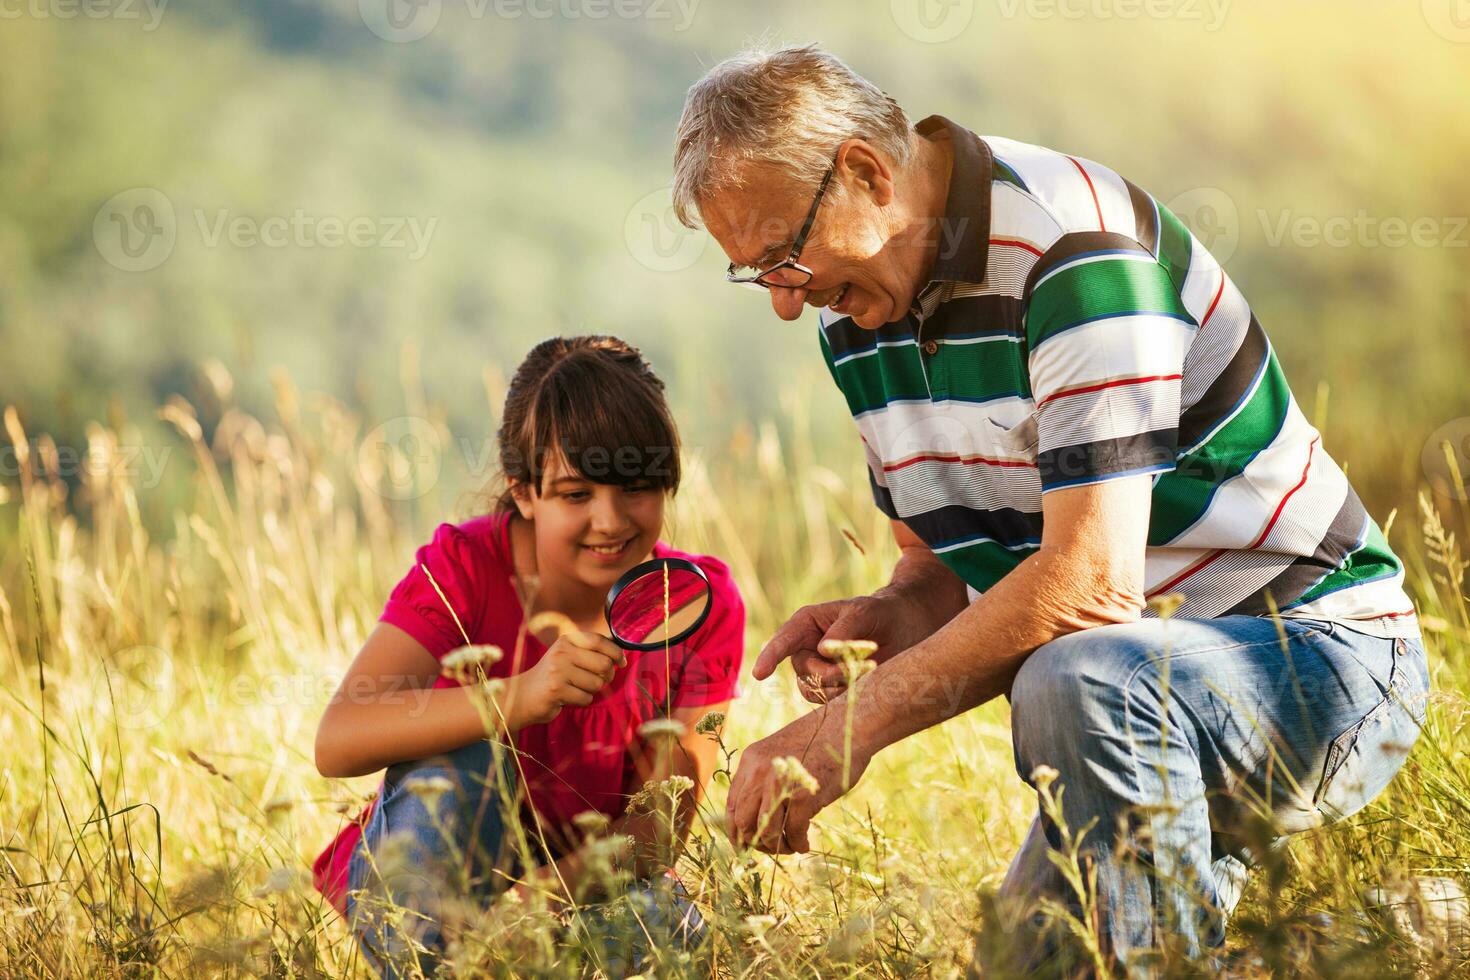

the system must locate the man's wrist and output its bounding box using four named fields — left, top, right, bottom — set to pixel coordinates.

left=878, top=554, right=967, bottom=627
left=827, top=668, right=899, bottom=761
